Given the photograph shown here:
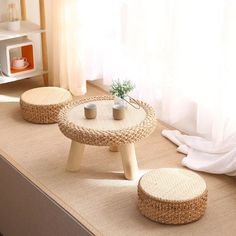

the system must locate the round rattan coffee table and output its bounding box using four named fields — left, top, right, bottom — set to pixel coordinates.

left=58, top=95, right=157, bottom=180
